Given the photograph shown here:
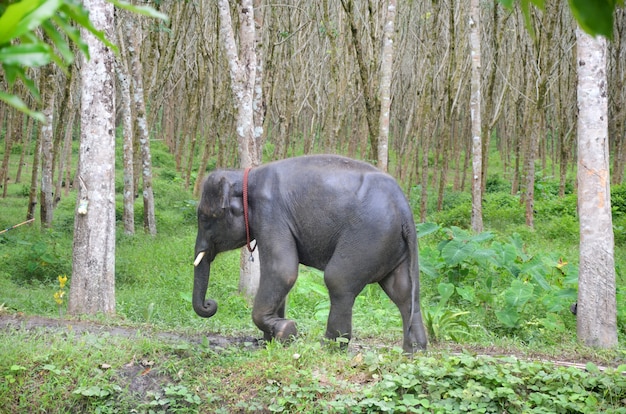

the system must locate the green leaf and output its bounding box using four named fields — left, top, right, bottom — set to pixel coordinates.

left=471, top=231, right=494, bottom=243
left=42, top=20, right=74, bottom=65
left=0, top=43, right=51, bottom=66
left=495, top=308, right=519, bottom=328
left=109, top=0, right=169, bottom=22
left=60, top=1, right=118, bottom=54
left=417, top=222, right=439, bottom=238
left=585, top=361, right=600, bottom=374
left=3, top=64, right=41, bottom=100
left=12, top=0, right=63, bottom=41
left=0, top=0, right=46, bottom=44
left=569, top=0, right=616, bottom=39
left=52, top=13, right=88, bottom=59
left=503, top=279, right=534, bottom=308
left=456, top=285, right=476, bottom=304
left=0, top=90, right=45, bottom=121
left=437, top=282, right=455, bottom=306
left=441, top=239, right=477, bottom=266
left=520, top=257, right=551, bottom=290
